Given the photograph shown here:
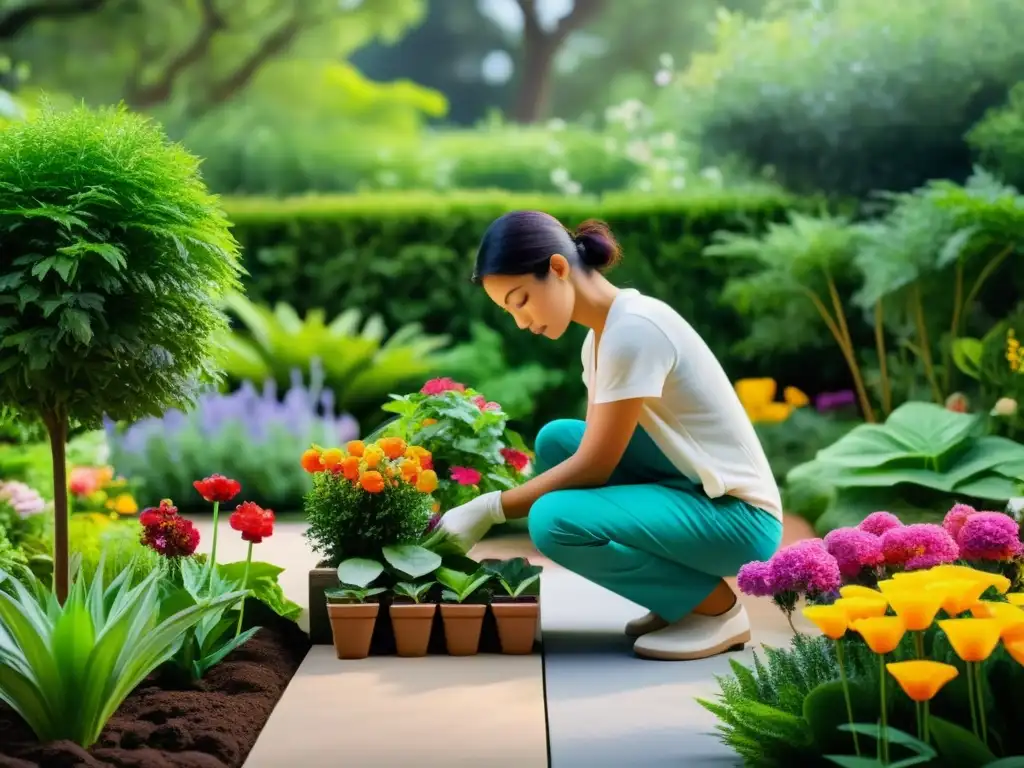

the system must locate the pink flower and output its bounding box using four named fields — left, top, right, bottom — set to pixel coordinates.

left=823, top=527, right=885, bottom=578
left=471, top=394, right=501, bottom=411
left=737, top=561, right=774, bottom=597
left=880, top=523, right=959, bottom=571
left=500, top=447, right=530, bottom=472
left=450, top=466, right=482, bottom=486
left=858, top=511, right=903, bottom=537
left=768, top=540, right=841, bottom=596
left=943, top=503, right=978, bottom=542
left=69, top=467, right=101, bottom=497
left=957, top=512, right=1022, bottom=561
left=421, top=377, right=465, bottom=396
